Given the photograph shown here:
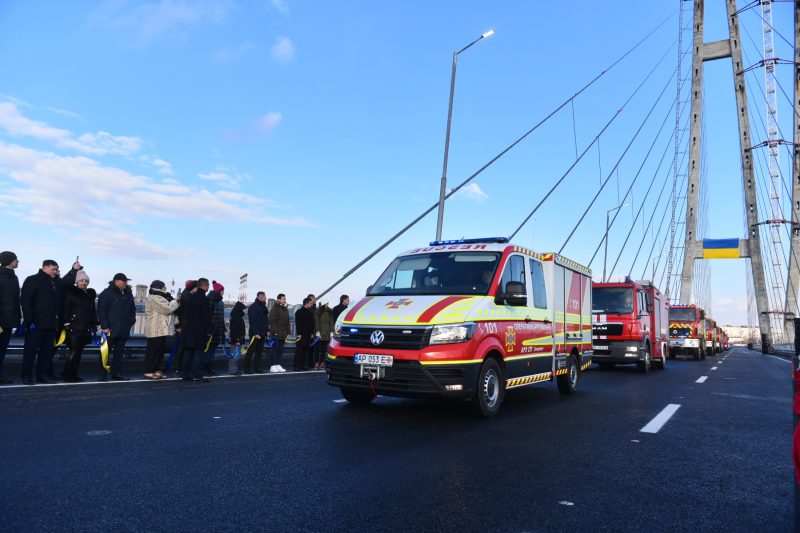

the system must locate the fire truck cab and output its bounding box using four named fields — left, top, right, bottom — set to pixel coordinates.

left=668, top=305, right=706, bottom=360
left=326, top=238, right=593, bottom=418
left=591, top=279, right=669, bottom=372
